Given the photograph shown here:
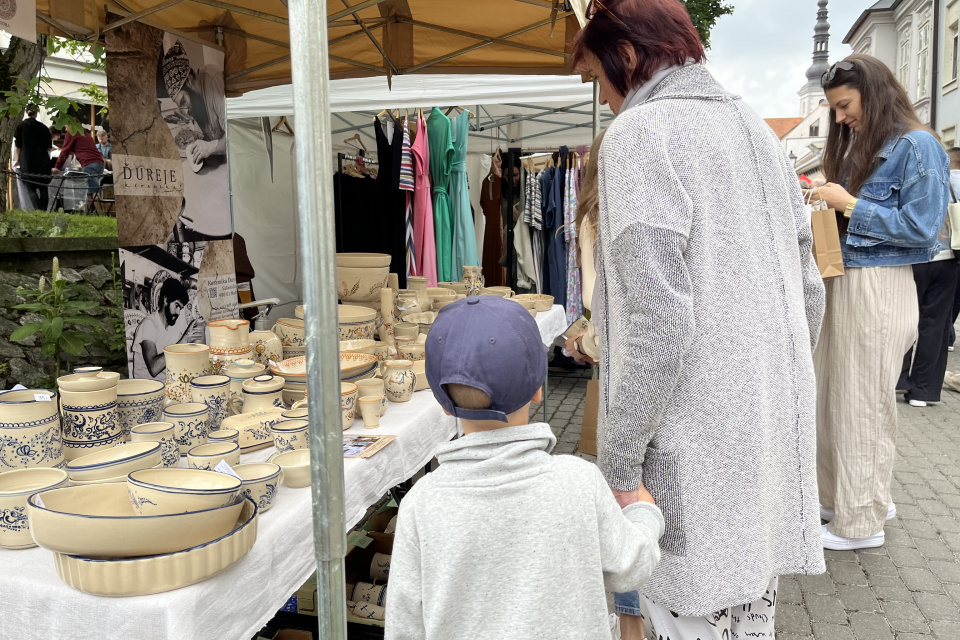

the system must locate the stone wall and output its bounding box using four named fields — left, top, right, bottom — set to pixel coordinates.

left=0, top=238, right=125, bottom=389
